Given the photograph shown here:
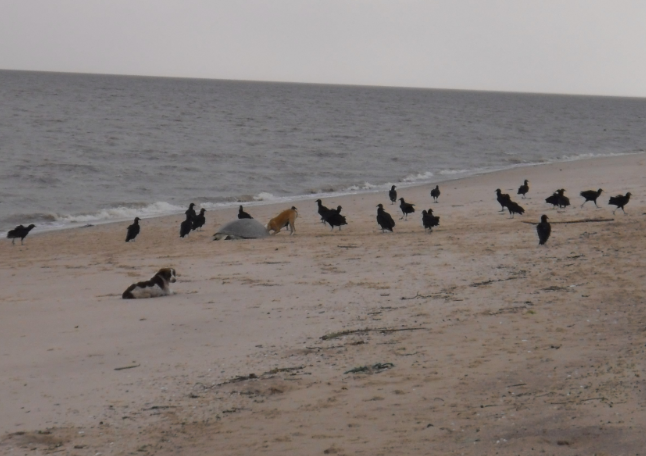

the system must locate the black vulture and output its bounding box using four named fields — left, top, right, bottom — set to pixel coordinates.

left=193, top=208, right=207, bottom=231
left=430, top=185, right=440, bottom=202
left=399, top=198, right=415, bottom=220
left=389, top=185, right=397, bottom=205
left=545, top=190, right=560, bottom=207
left=180, top=213, right=193, bottom=238
left=324, top=206, right=348, bottom=231
left=557, top=189, right=570, bottom=208
left=185, top=203, right=197, bottom=223
left=376, top=204, right=395, bottom=232
left=495, top=189, right=511, bottom=212
left=125, top=217, right=140, bottom=242
left=517, top=180, right=529, bottom=198
left=536, top=215, right=551, bottom=245
left=422, top=209, right=440, bottom=231
left=315, top=199, right=331, bottom=223
left=507, top=200, right=525, bottom=218
left=546, top=189, right=569, bottom=208
left=7, top=224, right=36, bottom=245
left=580, top=189, right=603, bottom=208
left=609, top=192, right=631, bottom=214
left=238, top=205, right=252, bottom=219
